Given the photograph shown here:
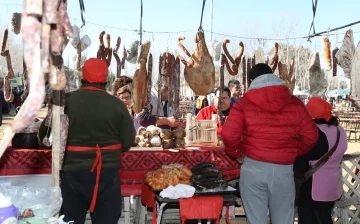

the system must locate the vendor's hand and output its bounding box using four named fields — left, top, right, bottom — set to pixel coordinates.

left=236, top=156, right=244, bottom=164
left=167, top=116, right=180, bottom=128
